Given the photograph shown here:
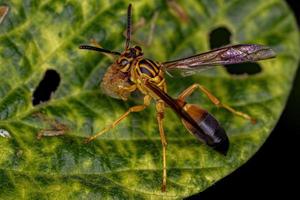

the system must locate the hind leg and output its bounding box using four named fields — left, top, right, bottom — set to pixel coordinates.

left=177, top=84, right=256, bottom=123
